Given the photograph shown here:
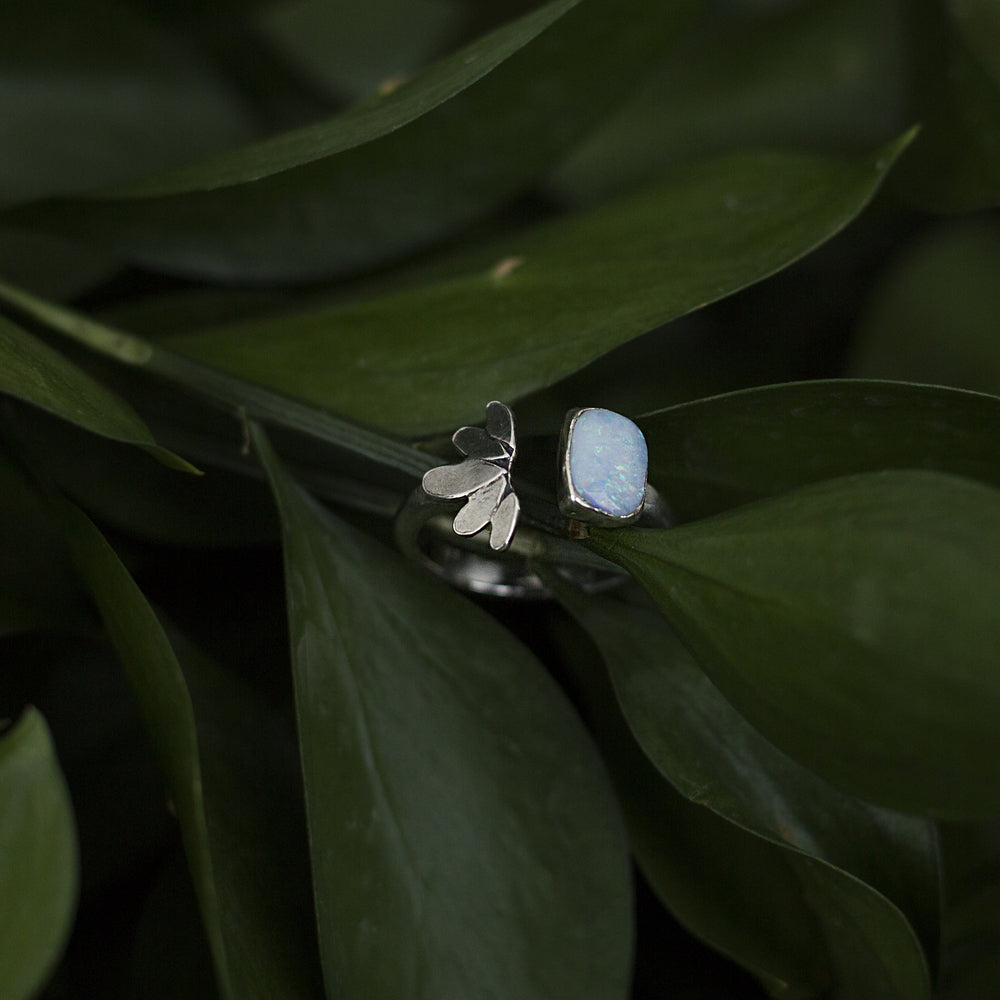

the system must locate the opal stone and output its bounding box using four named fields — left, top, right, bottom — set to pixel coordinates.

left=568, top=408, right=647, bottom=518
